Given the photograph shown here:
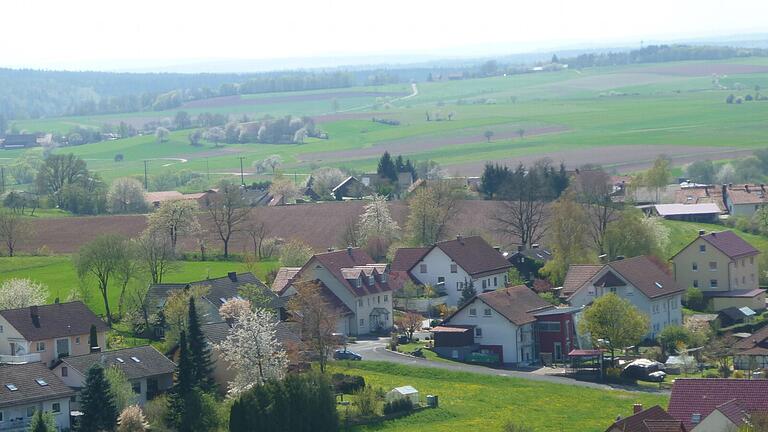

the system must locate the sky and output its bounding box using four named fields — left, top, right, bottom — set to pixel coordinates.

left=2, top=0, right=767, bottom=71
